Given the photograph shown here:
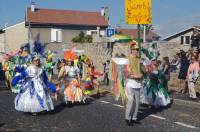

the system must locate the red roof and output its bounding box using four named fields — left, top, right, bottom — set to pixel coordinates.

left=116, top=28, right=159, bottom=41
left=26, top=8, right=108, bottom=27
